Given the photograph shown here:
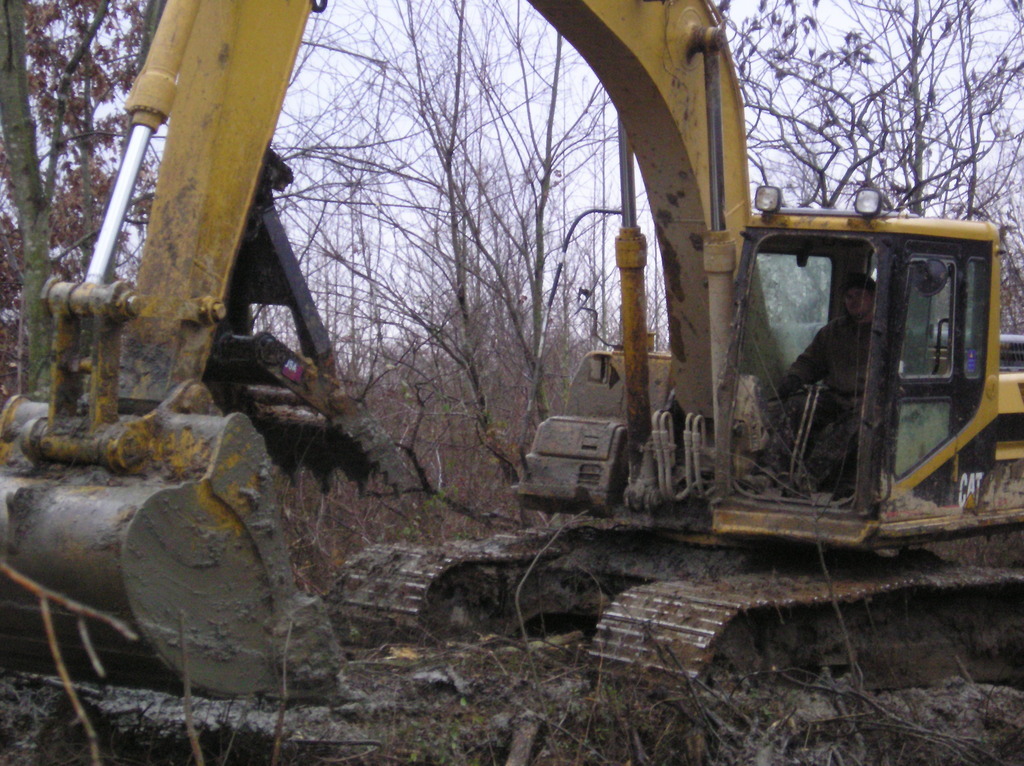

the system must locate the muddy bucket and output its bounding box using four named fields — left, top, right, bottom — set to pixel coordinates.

left=0, top=404, right=338, bottom=697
